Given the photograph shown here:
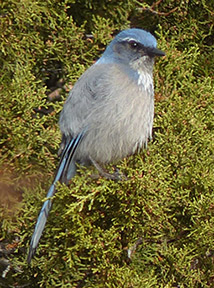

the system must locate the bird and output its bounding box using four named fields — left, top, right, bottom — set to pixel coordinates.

left=27, top=28, right=165, bottom=263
